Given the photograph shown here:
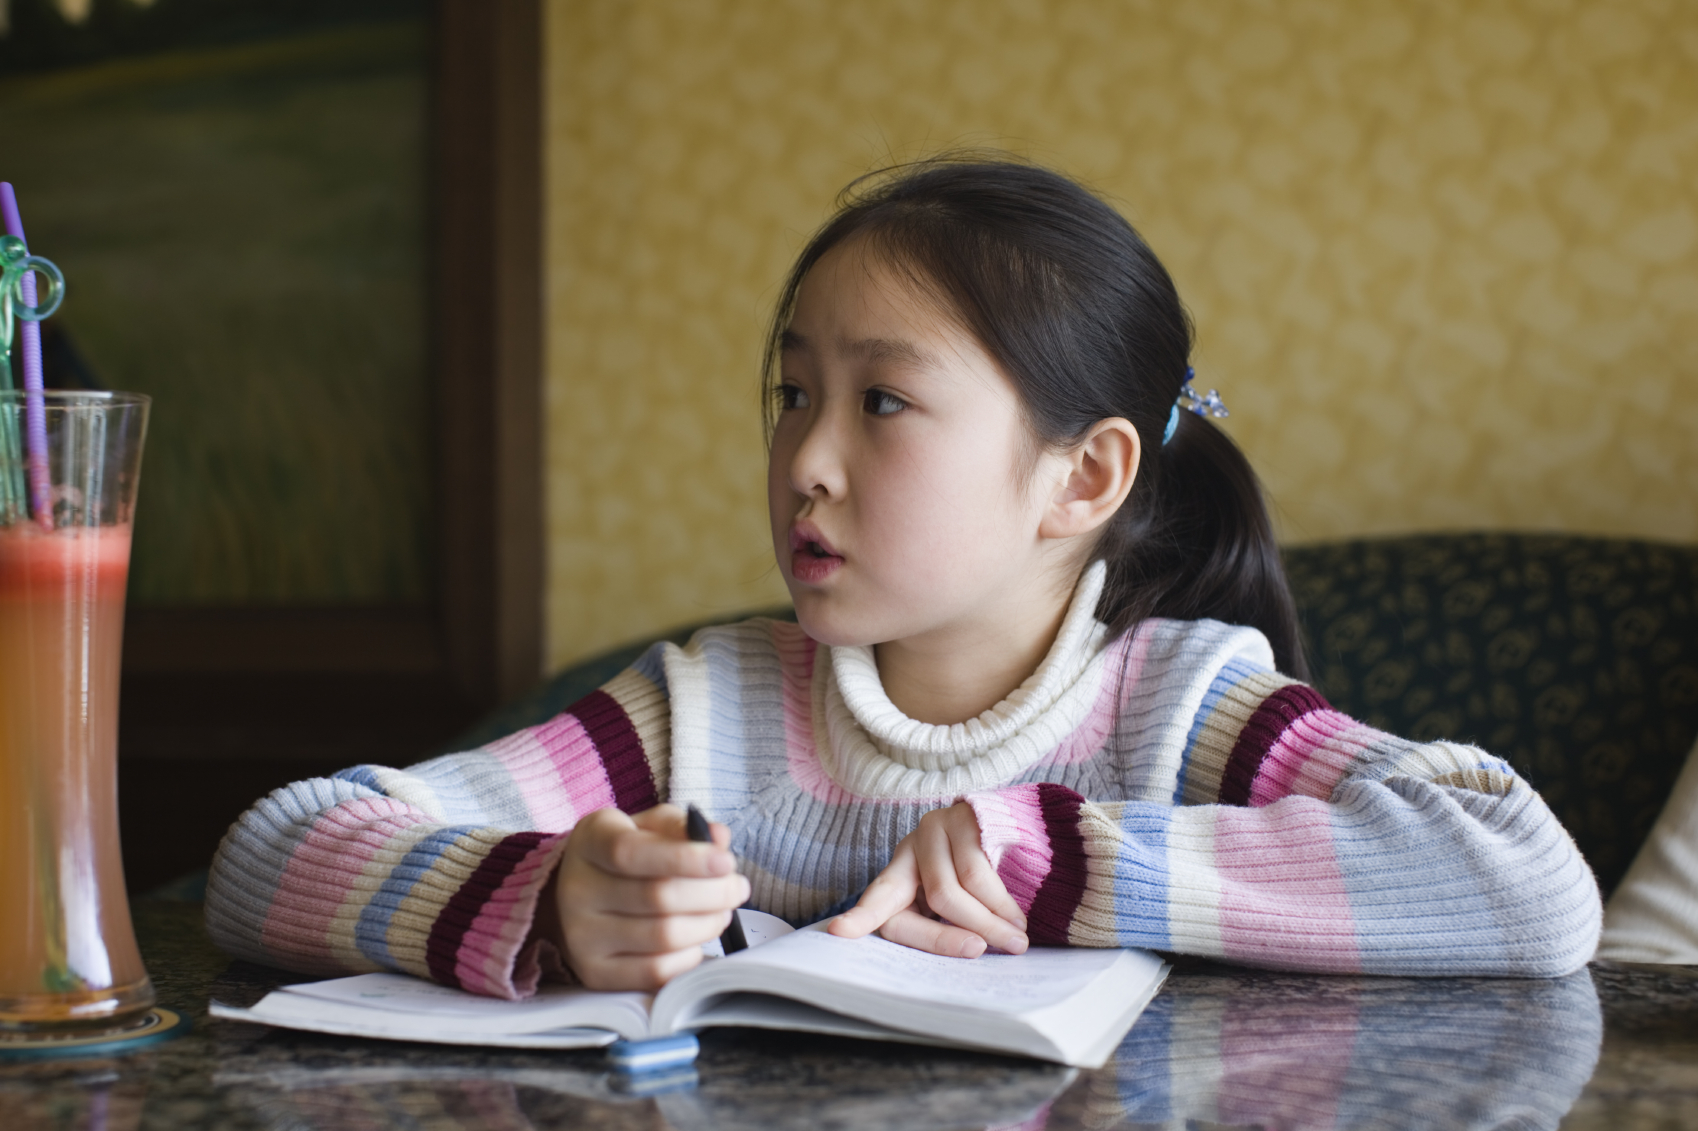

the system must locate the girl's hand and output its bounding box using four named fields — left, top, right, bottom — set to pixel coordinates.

left=828, top=802, right=1029, bottom=957
left=550, top=804, right=750, bottom=991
